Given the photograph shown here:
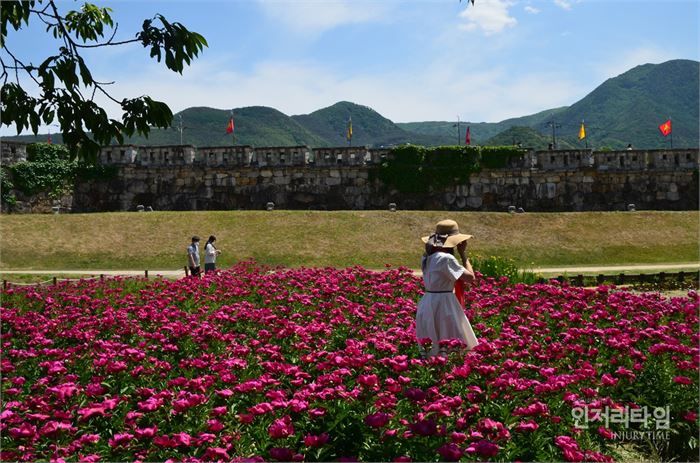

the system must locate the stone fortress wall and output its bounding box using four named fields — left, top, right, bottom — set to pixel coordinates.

left=1, top=141, right=697, bottom=212
left=78, top=143, right=698, bottom=212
